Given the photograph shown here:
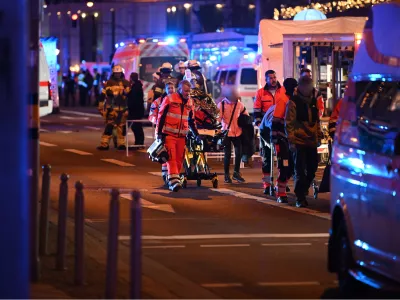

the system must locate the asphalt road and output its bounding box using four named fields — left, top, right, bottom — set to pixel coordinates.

left=39, top=108, right=339, bottom=299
